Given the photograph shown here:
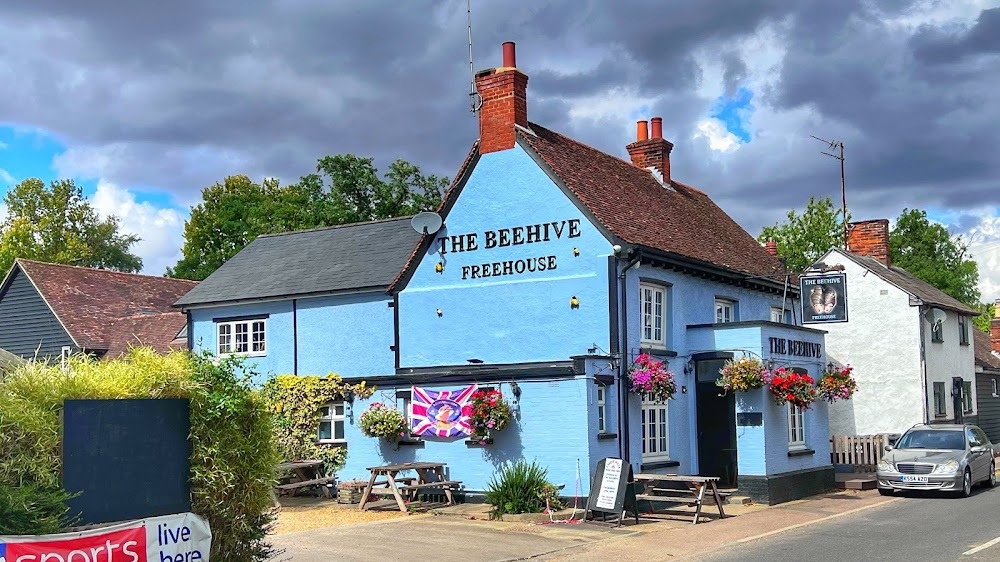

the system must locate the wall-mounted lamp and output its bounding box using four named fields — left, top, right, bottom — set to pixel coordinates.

left=344, top=389, right=356, bottom=423
left=435, top=262, right=444, bottom=273
left=573, top=248, right=580, bottom=257
left=827, top=361, right=835, bottom=372
left=436, top=308, right=443, bottom=317
left=684, top=359, right=695, bottom=376
left=509, top=381, right=522, bottom=415
left=570, top=296, right=580, bottom=309
left=766, top=358, right=776, bottom=371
